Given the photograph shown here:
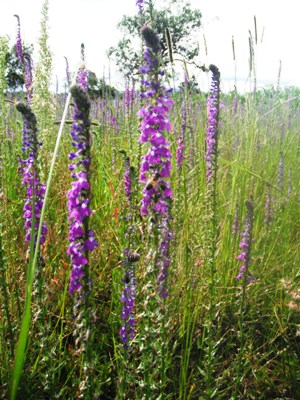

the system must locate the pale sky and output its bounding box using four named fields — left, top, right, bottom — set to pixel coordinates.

left=0, top=0, right=299, bottom=92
